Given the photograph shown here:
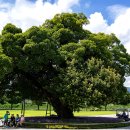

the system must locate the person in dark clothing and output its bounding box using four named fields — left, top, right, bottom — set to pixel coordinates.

left=10, top=114, right=15, bottom=127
